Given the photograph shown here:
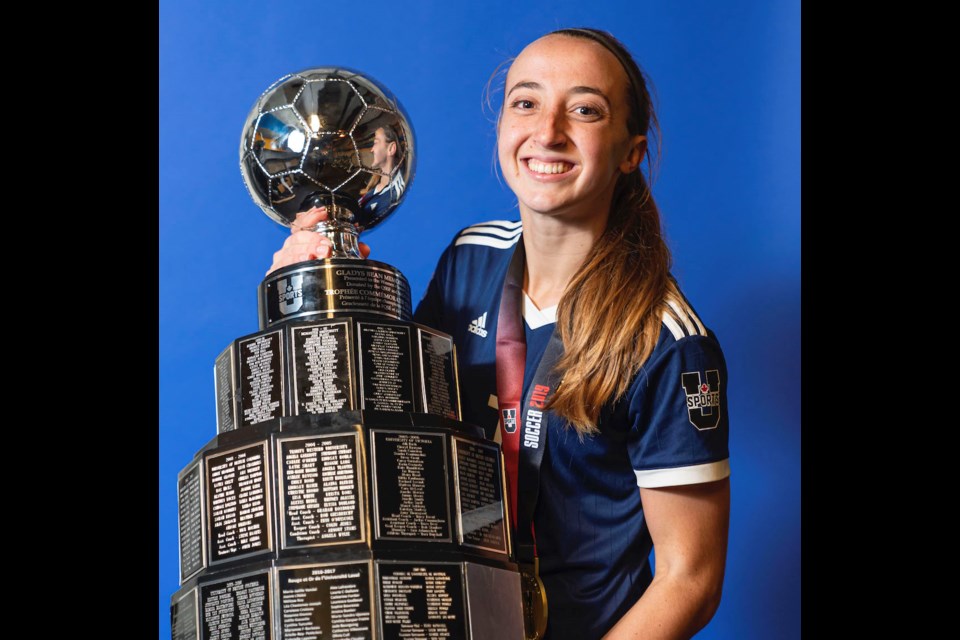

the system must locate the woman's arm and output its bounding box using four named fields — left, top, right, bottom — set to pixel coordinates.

left=603, top=478, right=730, bottom=640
